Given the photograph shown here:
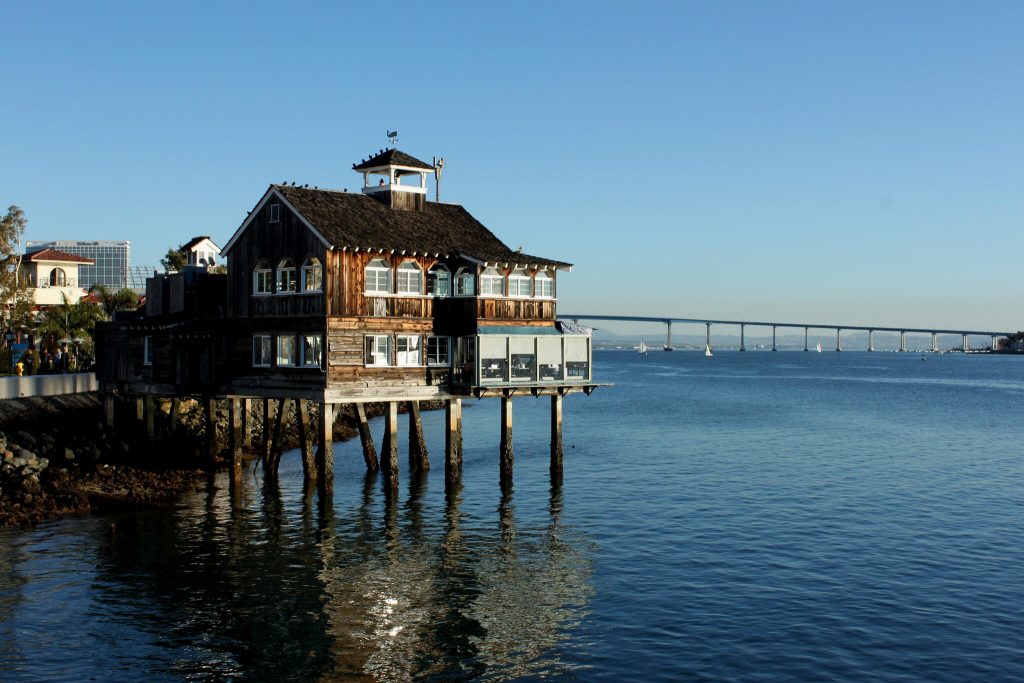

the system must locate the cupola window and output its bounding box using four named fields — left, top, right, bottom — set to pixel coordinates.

left=396, top=261, right=423, bottom=294
left=481, top=267, right=505, bottom=297
left=302, top=257, right=322, bottom=292
left=508, top=269, right=532, bottom=297
left=365, top=258, right=391, bottom=294
left=277, top=259, right=297, bottom=293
